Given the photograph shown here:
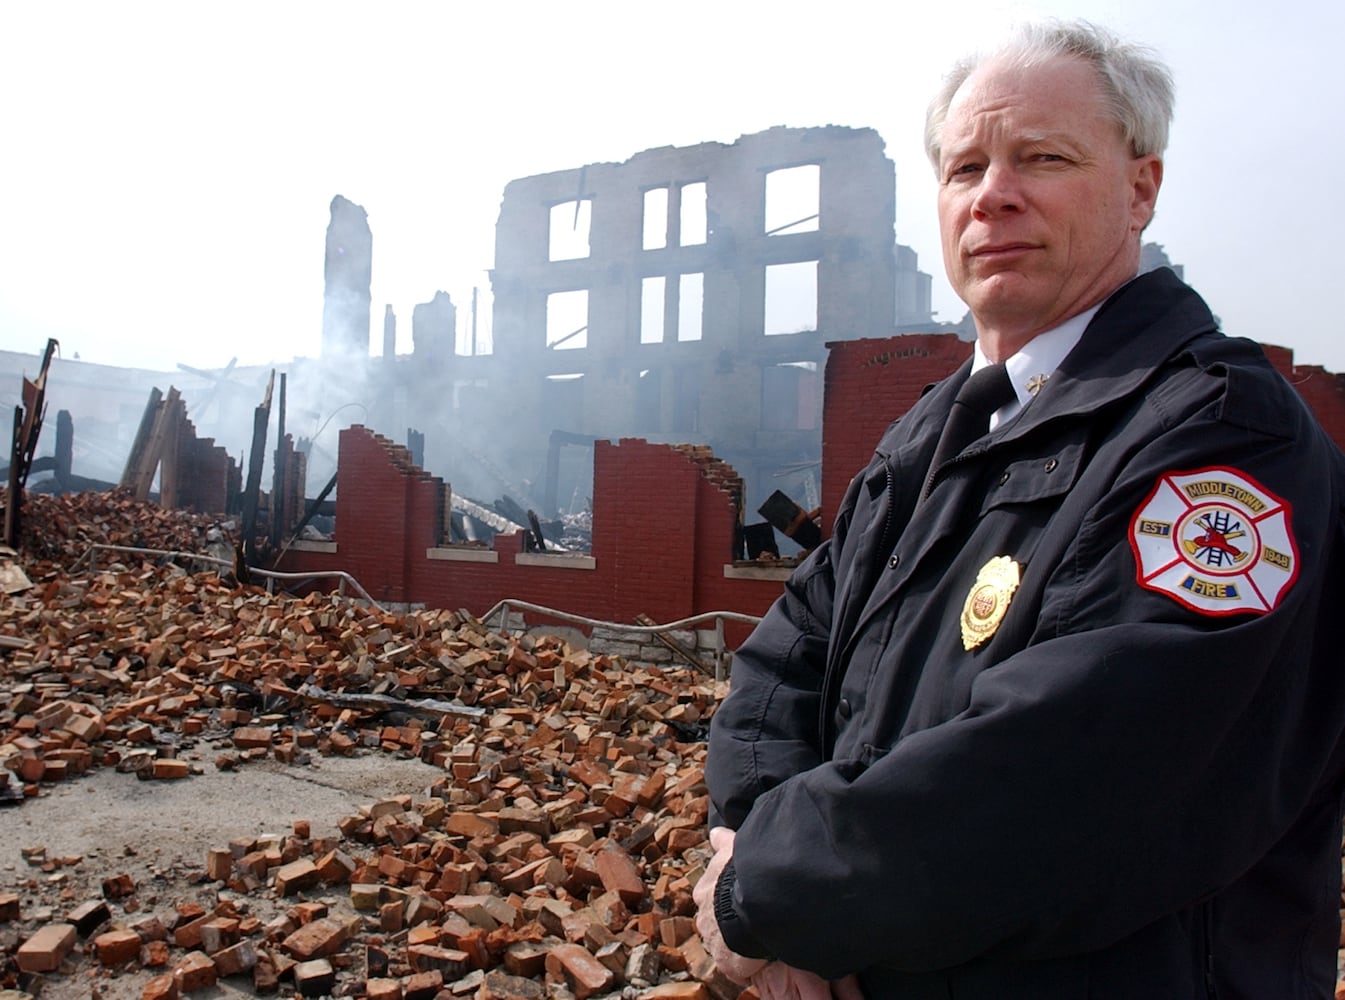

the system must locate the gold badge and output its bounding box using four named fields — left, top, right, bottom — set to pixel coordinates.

left=960, top=556, right=1021, bottom=651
